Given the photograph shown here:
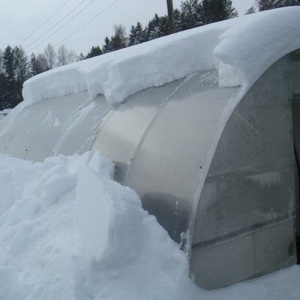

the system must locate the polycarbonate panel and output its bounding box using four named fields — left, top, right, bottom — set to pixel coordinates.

left=92, top=79, right=186, bottom=182
left=26, top=93, right=110, bottom=160
left=191, top=219, right=295, bottom=289
left=0, top=92, right=104, bottom=162
left=0, top=106, right=48, bottom=159
left=48, top=95, right=110, bottom=157
left=124, top=72, right=239, bottom=242
left=192, top=55, right=296, bottom=289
